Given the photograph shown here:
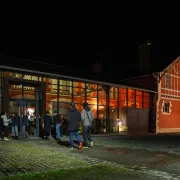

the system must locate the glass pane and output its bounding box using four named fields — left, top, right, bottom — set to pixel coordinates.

left=144, top=96, right=149, bottom=103
left=128, top=101, right=135, bottom=108
left=128, top=89, right=135, bottom=101
left=98, top=85, right=106, bottom=105
left=119, top=88, right=127, bottom=107
left=88, top=104, right=97, bottom=118
left=4, top=71, right=23, bottom=78
left=109, top=107, right=118, bottom=133
left=144, top=102, right=149, bottom=108
left=74, top=94, right=85, bottom=104
left=86, top=83, right=97, bottom=98
left=46, top=101, right=57, bottom=115
left=98, top=105, right=107, bottom=133
left=60, top=86, right=72, bottom=95
left=9, top=84, right=23, bottom=99
left=60, top=80, right=72, bottom=86
left=73, top=81, right=84, bottom=88
left=136, top=95, right=142, bottom=108
left=136, top=91, right=143, bottom=108
left=120, top=101, right=126, bottom=107
left=73, top=87, right=85, bottom=96
left=110, top=87, right=118, bottom=106
left=144, top=92, right=149, bottom=97
left=59, top=102, right=69, bottom=118
left=136, top=91, right=142, bottom=96
left=46, top=82, right=58, bottom=102
left=23, top=74, right=39, bottom=81
left=76, top=103, right=83, bottom=112
left=23, top=87, right=36, bottom=100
